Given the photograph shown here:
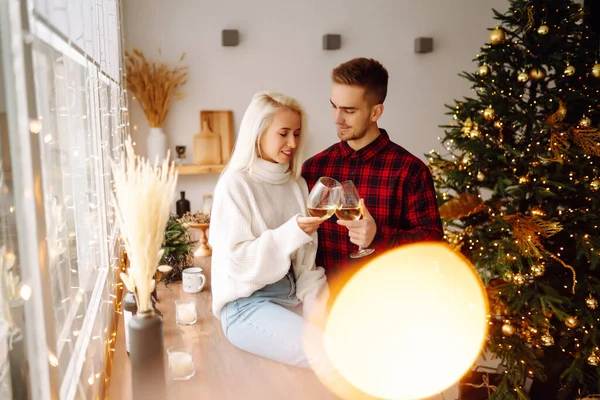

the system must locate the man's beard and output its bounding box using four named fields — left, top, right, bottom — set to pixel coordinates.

left=338, top=123, right=368, bottom=142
